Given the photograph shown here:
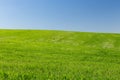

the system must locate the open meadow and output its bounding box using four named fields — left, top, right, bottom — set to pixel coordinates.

left=0, top=30, right=120, bottom=80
